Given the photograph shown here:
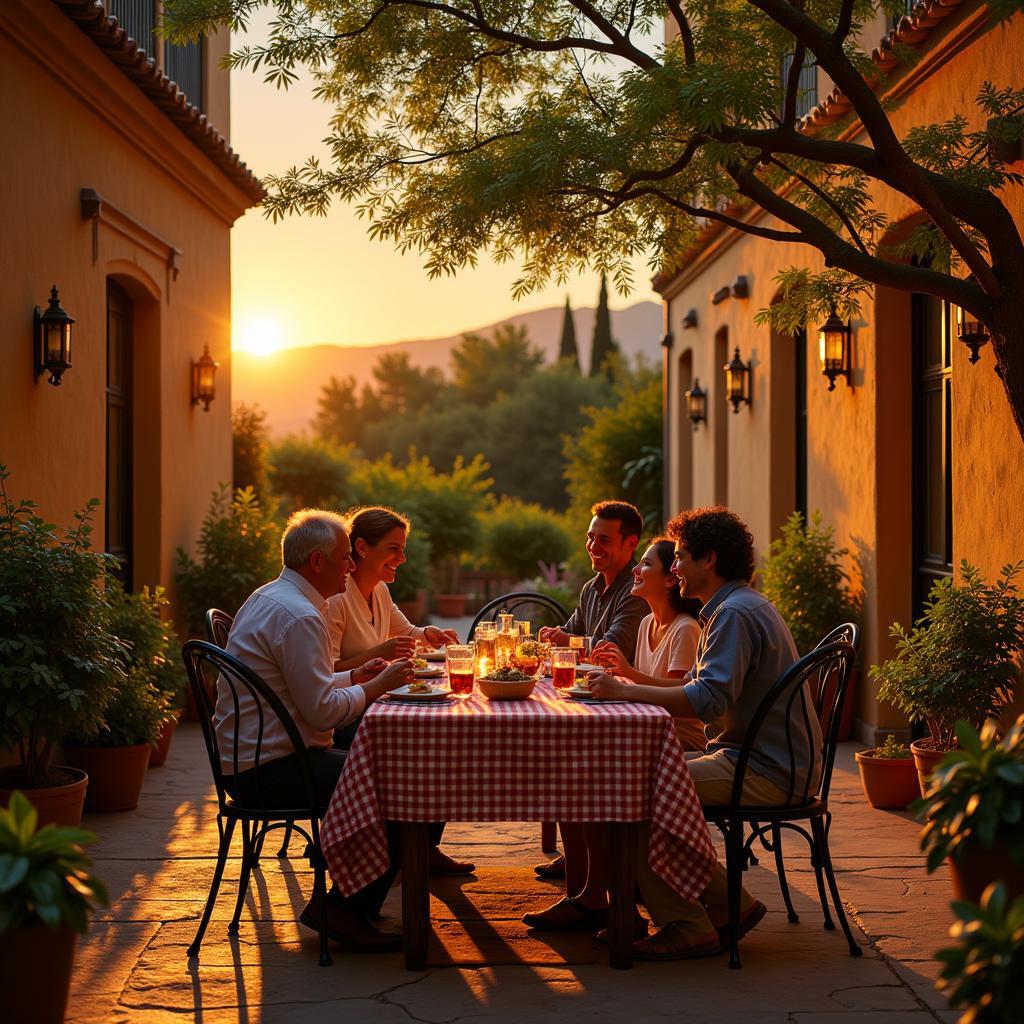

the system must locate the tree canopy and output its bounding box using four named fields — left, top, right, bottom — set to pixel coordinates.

left=167, top=0, right=1024, bottom=440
